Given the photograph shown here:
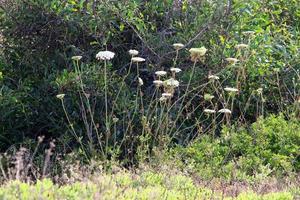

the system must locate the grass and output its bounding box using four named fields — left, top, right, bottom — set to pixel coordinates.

left=0, top=169, right=298, bottom=200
